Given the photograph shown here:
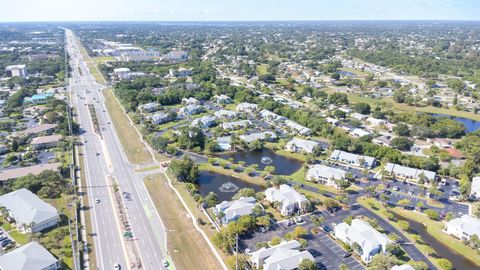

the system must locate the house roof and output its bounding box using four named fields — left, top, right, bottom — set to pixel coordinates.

left=0, top=163, right=61, bottom=181
left=213, top=109, right=237, bottom=118
left=222, top=120, right=251, bottom=130
left=0, top=242, right=58, bottom=270
left=16, top=124, right=57, bottom=137
left=307, top=164, right=346, bottom=181
left=215, top=197, right=256, bottom=222
left=0, top=189, right=59, bottom=226
left=447, top=215, right=480, bottom=238
left=265, top=185, right=308, bottom=207
left=240, top=131, right=276, bottom=143
left=250, top=240, right=314, bottom=270
left=30, top=135, right=62, bottom=146
left=471, top=177, right=480, bottom=196
left=385, top=163, right=436, bottom=181
left=391, top=264, right=415, bottom=270
left=286, top=138, right=319, bottom=152
left=329, top=150, right=376, bottom=167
